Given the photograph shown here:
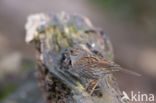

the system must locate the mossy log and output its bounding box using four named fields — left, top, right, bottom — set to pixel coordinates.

left=25, top=12, right=127, bottom=103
